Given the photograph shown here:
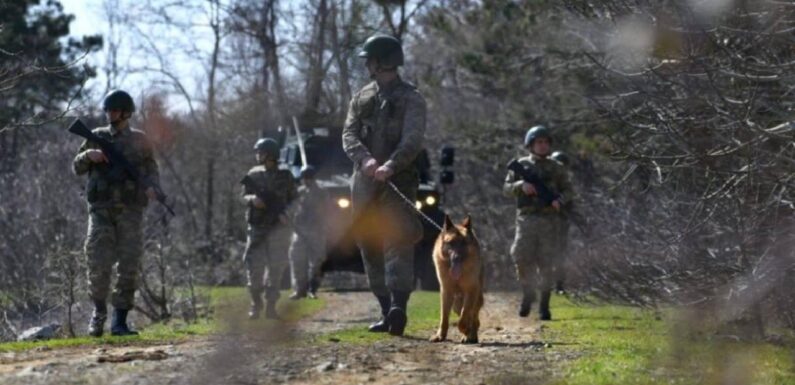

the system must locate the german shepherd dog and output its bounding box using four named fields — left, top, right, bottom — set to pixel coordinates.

left=430, top=215, right=484, bottom=344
